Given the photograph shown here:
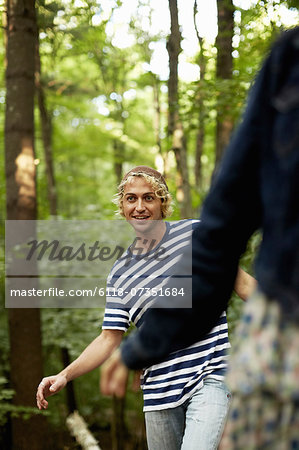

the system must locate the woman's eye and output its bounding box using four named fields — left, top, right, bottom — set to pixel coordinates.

left=127, top=196, right=135, bottom=202
left=145, top=195, right=154, bottom=201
